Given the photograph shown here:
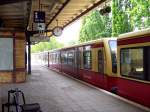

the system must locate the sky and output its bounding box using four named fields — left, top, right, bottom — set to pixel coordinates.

left=55, top=19, right=82, bottom=45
